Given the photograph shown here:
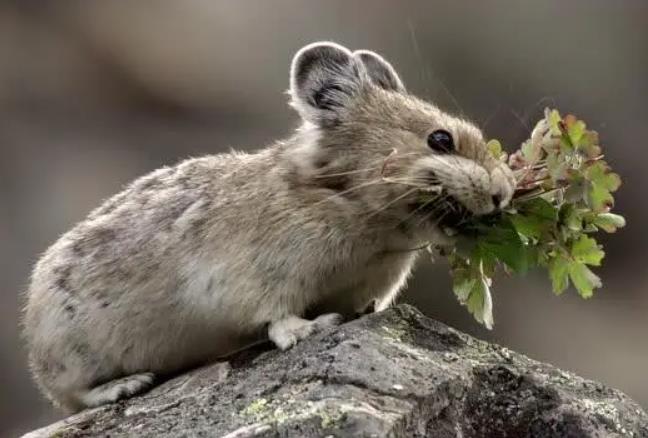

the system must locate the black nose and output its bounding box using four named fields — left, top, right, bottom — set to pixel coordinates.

left=492, top=194, right=502, bottom=208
